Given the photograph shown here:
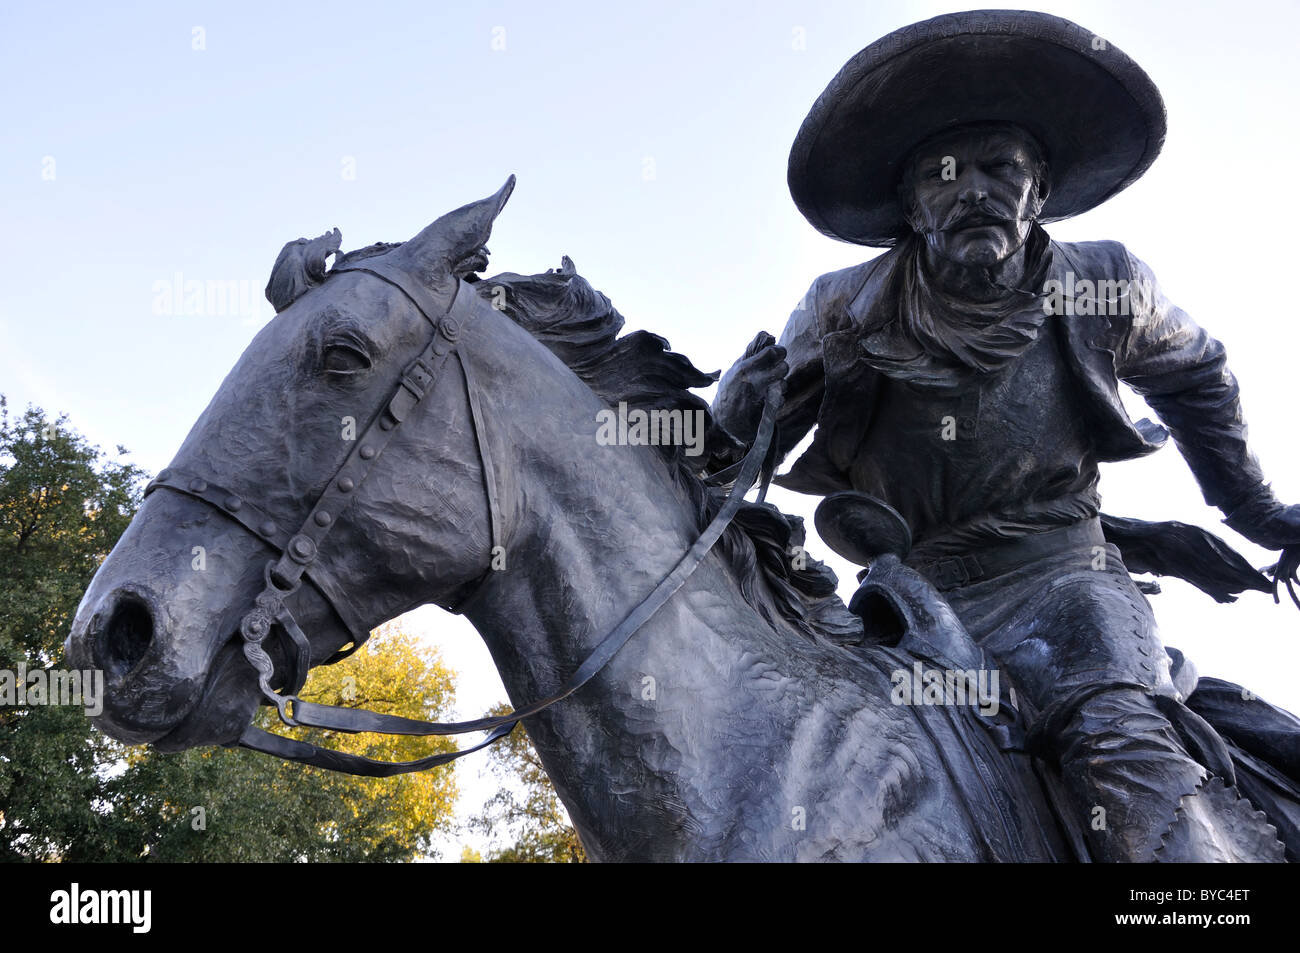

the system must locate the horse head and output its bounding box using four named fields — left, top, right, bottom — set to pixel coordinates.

left=65, top=178, right=520, bottom=751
